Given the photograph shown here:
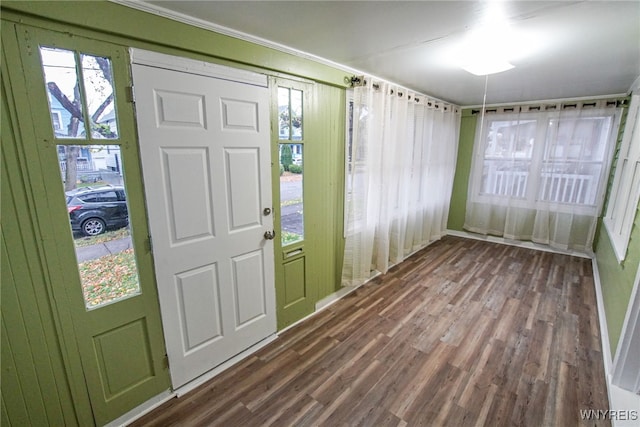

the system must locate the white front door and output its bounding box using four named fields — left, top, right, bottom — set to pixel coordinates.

left=131, top=51, right=276, bottom=388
